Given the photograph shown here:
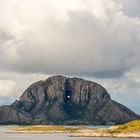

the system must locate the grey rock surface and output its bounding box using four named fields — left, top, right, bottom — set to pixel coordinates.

left=0, top=75, right=139, bottom=125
